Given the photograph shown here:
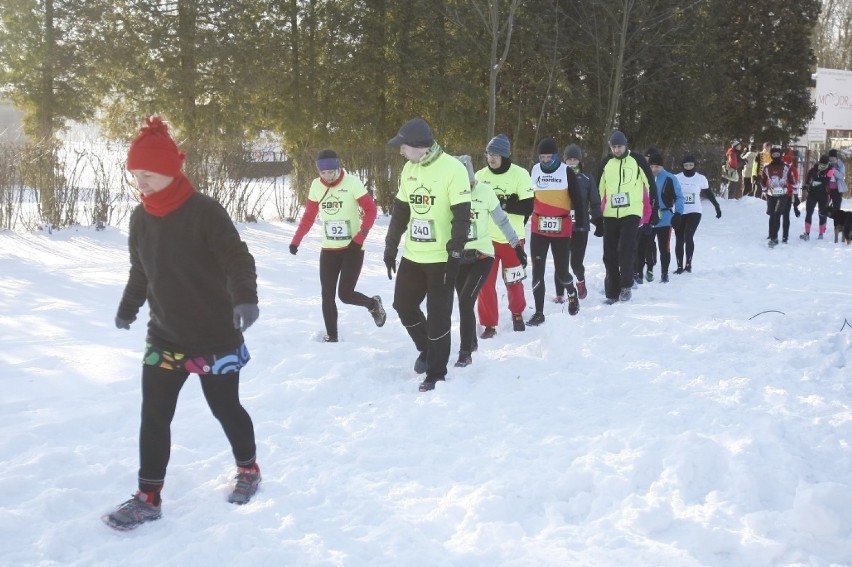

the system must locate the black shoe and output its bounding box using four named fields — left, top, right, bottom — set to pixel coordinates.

left=782, top=237, right=788, bottom=244
left=454, top=351, right=472, bottom=368
left=661, top=273, right=669, bottom=283
left=674, top=267, right=684, bottom=275
left=413, top=352, right=427, bottom=374
left=684, top=263, right=692, bottom=273
left=512, top=314, right=525, bottom=331
left=645, top=270, right=654, bottom=282
left=418, top=376, right=444, bottom=392
left=768, top=239, right=778, bottom=248
left=567, top=293, right=579, bottom=316
left=323, top=334, right=338, bottom=343
left=633, top=273, right=643, bottom=285
left=368, top=296, right=386, bottom=327
left=527, top=312, right=545, bottom=326
left=619, top=288, right=632, bottom=302
left=480, top=326, right=497, bottom=339
left=604, top=297, right=619, bottom=305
